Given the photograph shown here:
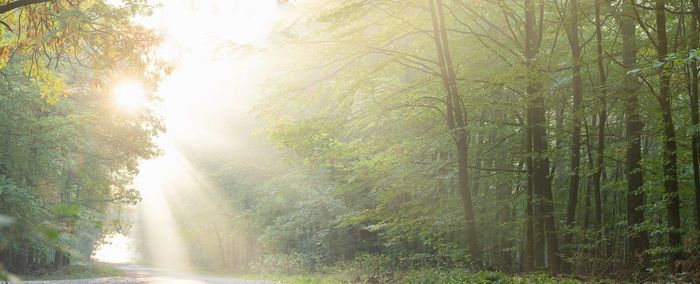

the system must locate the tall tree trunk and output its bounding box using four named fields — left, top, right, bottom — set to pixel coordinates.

left=525, top=0, right=545, bottom=271
left=496, top=156, right=513, bottom=272
left=213, top=224, right=226, bottom=269
left=621, top=0, right=649, bottom=266
left=564, top=0, right=583, bottom=272
left=654, top=0, right=683, bottom=270
left=525, top=0, right=559, bottom=273
left=525, top=127, right=536, bottom=271
left=428, top=0, right=482, bottom=263
left=690, top=0, right=700, bottom=235
left=592, top=0, right=607, bottom=230
left=473, top=156, right=482, bottom=197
